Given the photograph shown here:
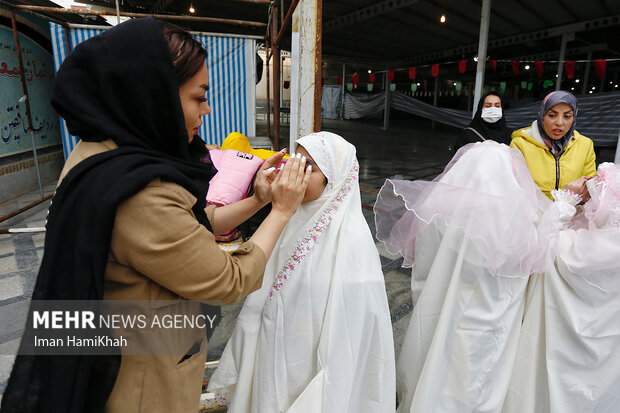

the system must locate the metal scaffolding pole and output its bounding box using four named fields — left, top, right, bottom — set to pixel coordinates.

left=266, top=45, right=272, bottom=139
left=312, top=0, right=323, bottom=133
left=432, top=75, right=439, bottom=129
left=472, top=0, right=491, bottom=116
left=582, top=52, right=592, bottom=95
left=382, top=69, right=391, bottom=131
left=340, top=63, right=346, bottom=120
left=6, top=4, right=267, bottom=28
left=10, top=9, right=43, bottom=197
left=271, top=2, right=281, bottom=149
left=556, top=33, right=573, bottom=91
